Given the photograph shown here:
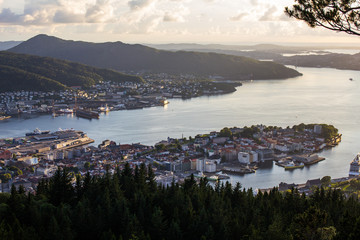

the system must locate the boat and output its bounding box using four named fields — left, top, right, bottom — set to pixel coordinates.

left=193, top=172, right=219, bottom=181
left=349, top=153, right=360, bottom=176
left=0, top=116, right=11, bottom=121
left=26, top=128, right=51, bottom=136
left=75, top=109, right=100, bottom=119
left=349, top=78, right=354, bottom=81
left=207, top=175, right=219, bottom=181
left=58, top=108, right=74, bottom=114
left=284, top=161, right=304, bottom=170
left=160, top=99, right=169, bottom=105
left=221, top=166, right=256, bottom=174
left=217, top=173, right=230, bottom=180
left=194, top=171, right=206, bottom=179
left=98, top=105, right=110, bottom=112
